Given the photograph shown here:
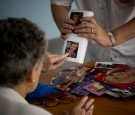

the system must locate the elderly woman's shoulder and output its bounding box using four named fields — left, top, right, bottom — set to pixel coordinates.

left=20, top=103, right=52, bottom=115
left=0, top=95, right=52, bottom=115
